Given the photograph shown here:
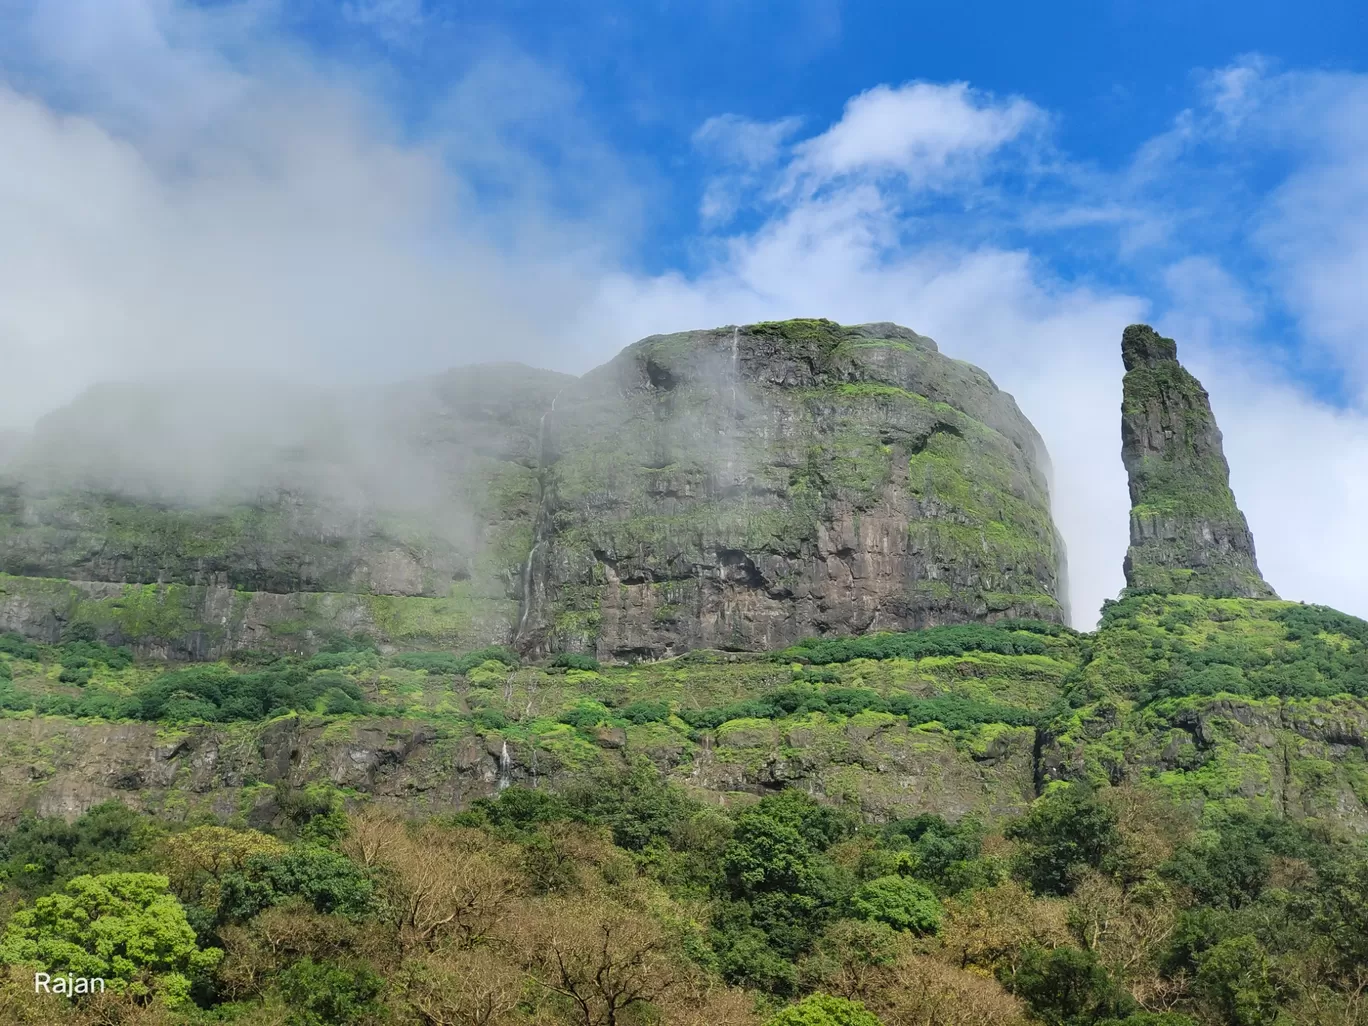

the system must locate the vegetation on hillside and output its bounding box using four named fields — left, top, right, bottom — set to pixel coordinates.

left=0, top=766, right=1366, bottom=1025
left=1, top=597, right=1367, bottom=1023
